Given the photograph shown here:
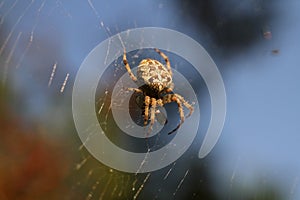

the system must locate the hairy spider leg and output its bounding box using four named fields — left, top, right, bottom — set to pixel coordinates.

left=126, top=87, right=143, bottom=93
left=154, top=48, right=172, bottom=77
left=144, top=96, right=151, bottom=127
left=162, top=94, right=194, bottom=134
left=123, top=49, right=137, bottom=82
left=147, top=98, right=158, bottom=135
left=175, top=94, right=194, bottom=118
